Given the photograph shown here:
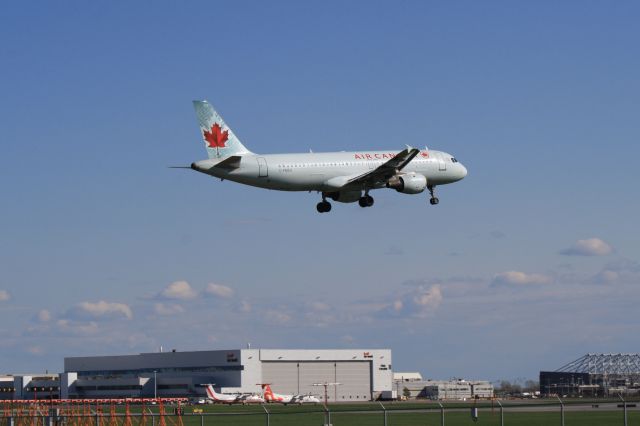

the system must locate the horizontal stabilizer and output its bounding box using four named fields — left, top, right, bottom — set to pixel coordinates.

left=191, top=156, right=242, bottom=172
left=216, top=155, right=242, bottom=169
